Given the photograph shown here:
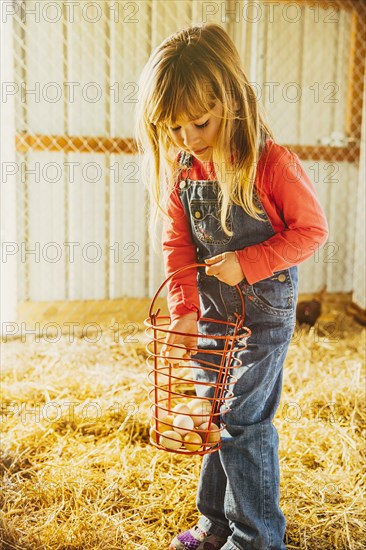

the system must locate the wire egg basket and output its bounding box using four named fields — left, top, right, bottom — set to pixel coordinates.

left=144, top=263, right=251, bottom=455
